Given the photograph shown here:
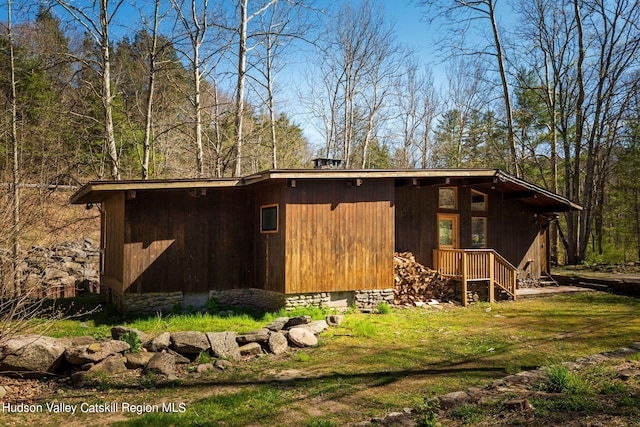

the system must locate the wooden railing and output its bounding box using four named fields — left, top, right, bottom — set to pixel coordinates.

left=433, top=248, right=517, bottom=306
